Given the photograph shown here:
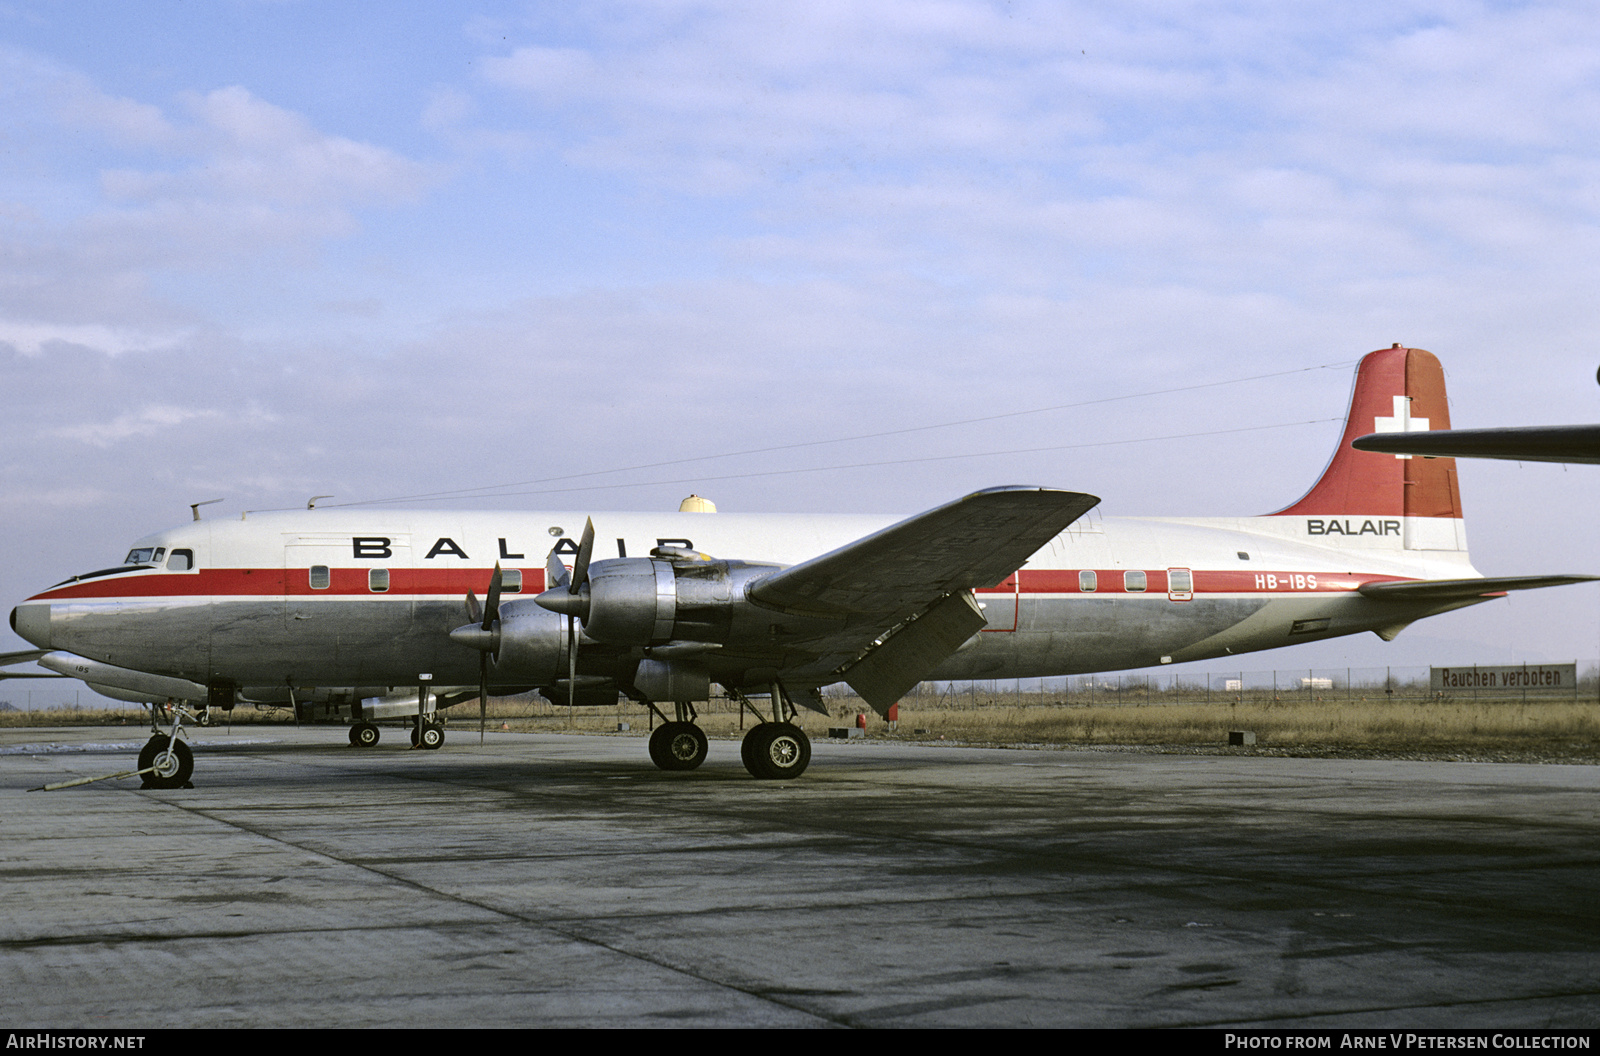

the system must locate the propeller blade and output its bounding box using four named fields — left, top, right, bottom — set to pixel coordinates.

left=482, top=564, right=504, bottom=632
left=545, top=550, right=570, bottom=592
left=570, top=518, right=596, bottom=594
left=465, top=590, right=482, bottom=626
left=476, top=564, right=503, bottom=744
